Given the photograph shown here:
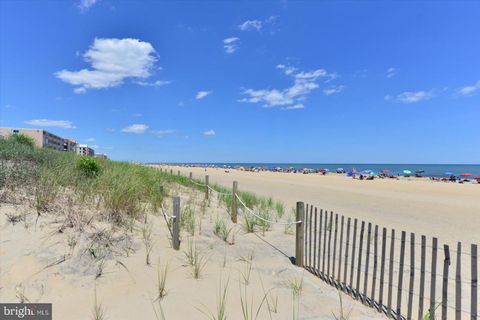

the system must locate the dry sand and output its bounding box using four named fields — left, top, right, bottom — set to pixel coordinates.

left=164, top=165, right=480, bottom=247
left=0, top=184, right=386, bottom=320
